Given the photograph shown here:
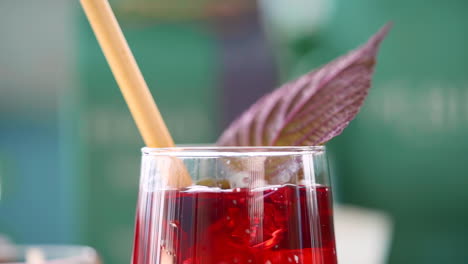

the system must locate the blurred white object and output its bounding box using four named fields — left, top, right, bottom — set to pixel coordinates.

left=0, top=242, right=100, bottom=264
left=25, top=248, right=45, bottom=264
left=334, top=205, right=393, bottom=264
left=258, top=0, right=334, bottom=40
